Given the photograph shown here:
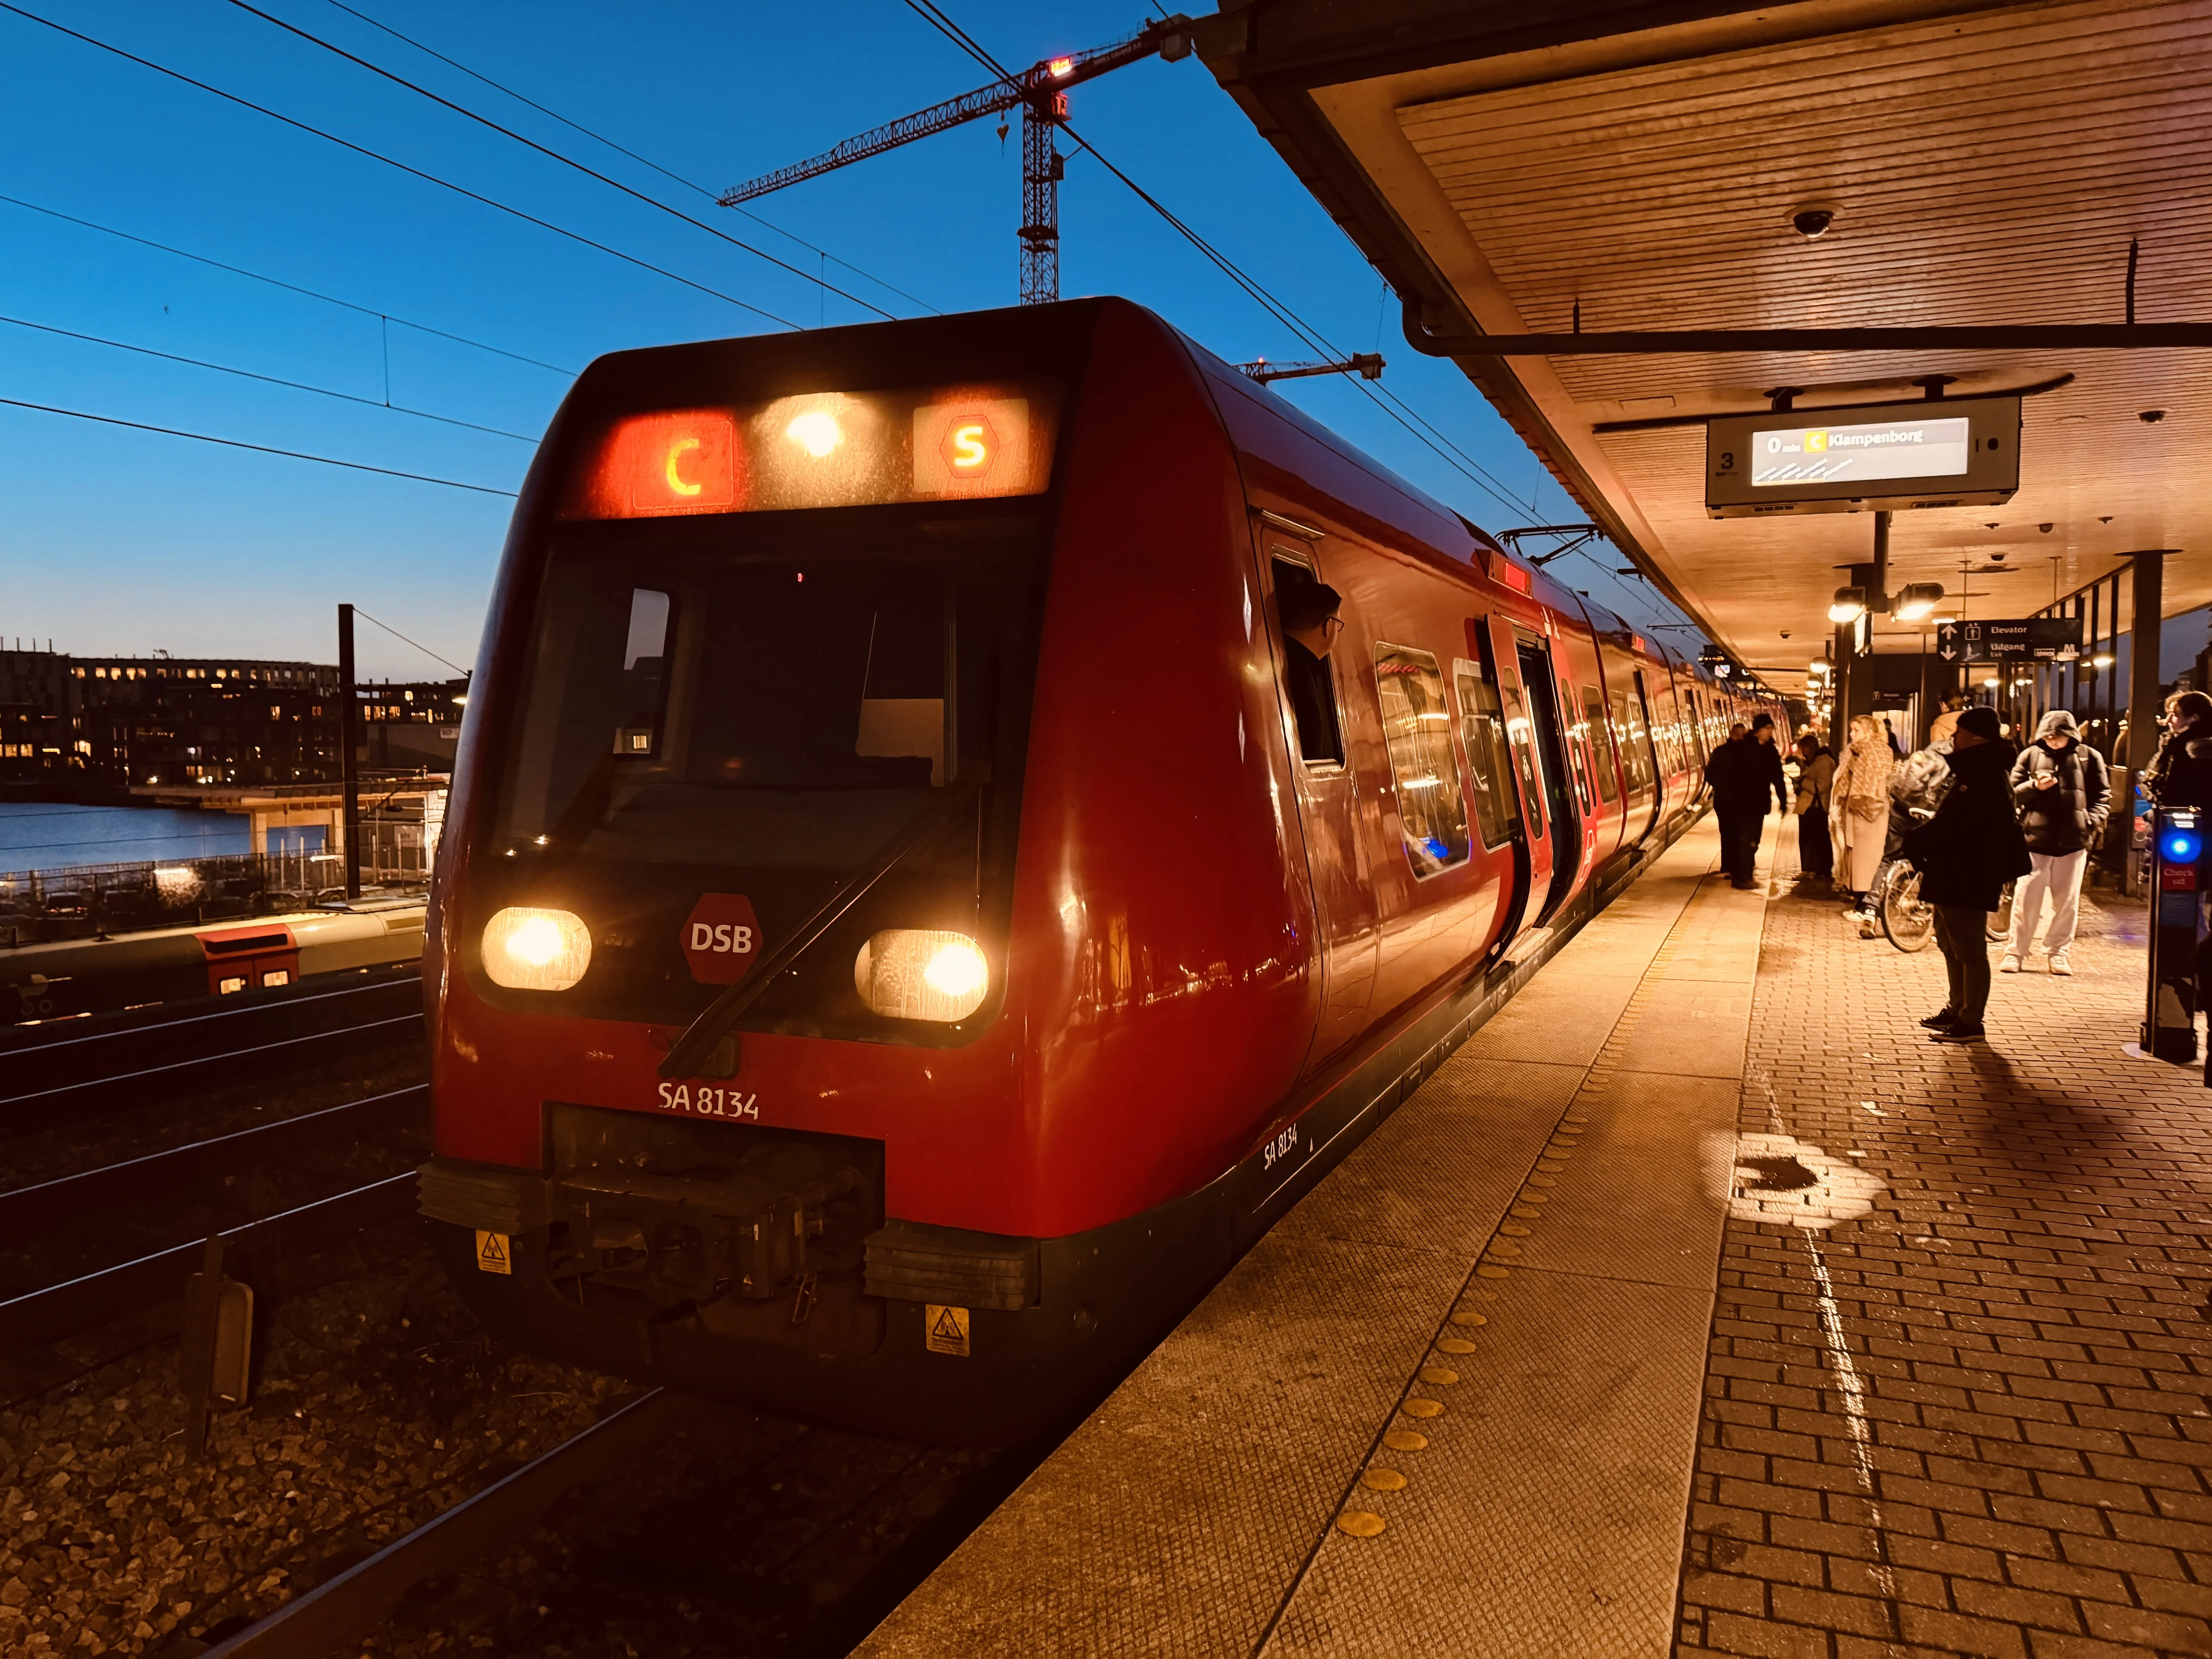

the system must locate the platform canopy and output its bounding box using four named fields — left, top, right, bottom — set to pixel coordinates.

left=1194, top=0, right=2212, bottom=692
